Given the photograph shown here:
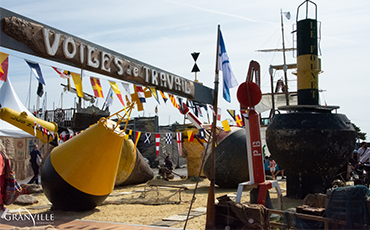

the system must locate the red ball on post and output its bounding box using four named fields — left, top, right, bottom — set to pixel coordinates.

left=237, top=81, right=262, bottom=108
